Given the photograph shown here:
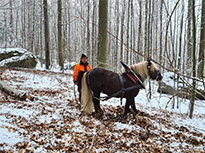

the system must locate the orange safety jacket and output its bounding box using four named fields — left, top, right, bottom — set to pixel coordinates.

left=73, top=61, right=91, bottom=85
